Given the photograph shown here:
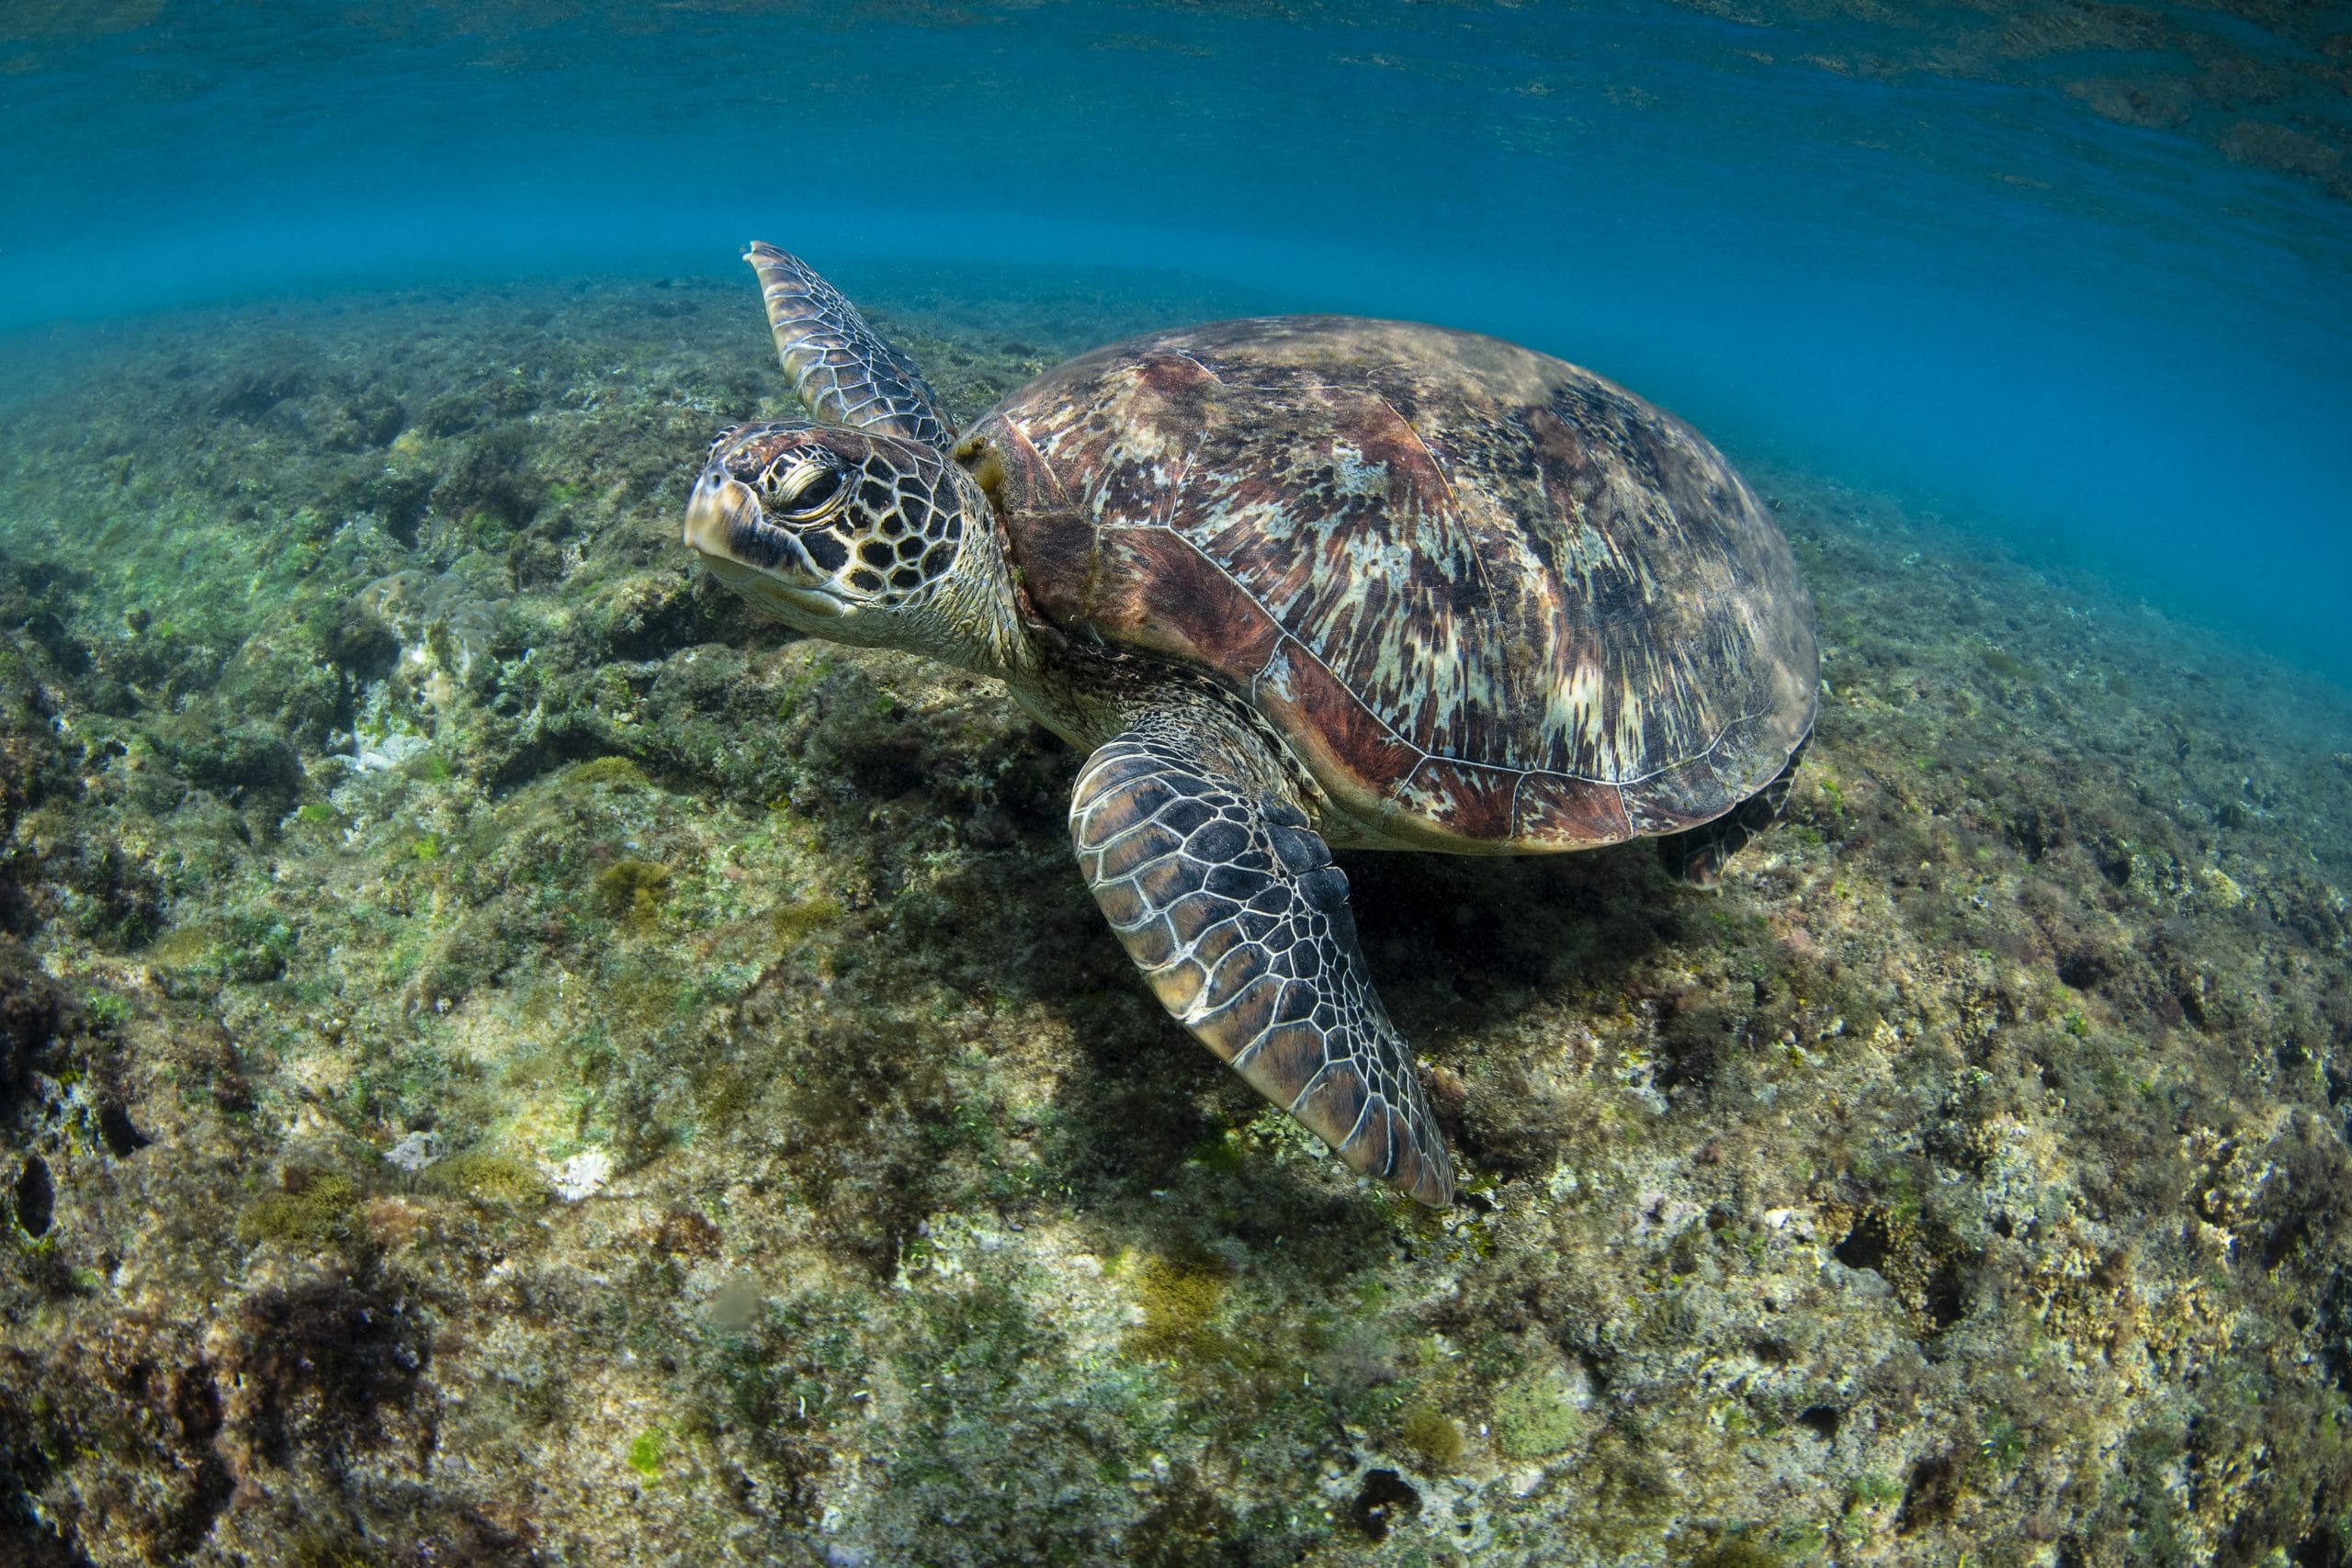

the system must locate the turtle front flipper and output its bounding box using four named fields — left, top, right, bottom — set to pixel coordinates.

left=1070, top=714, right=1455, bottom=1207
left=745, top=243, right=954, bottom=451
left=1657, top=735, right=1810, bottom=887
